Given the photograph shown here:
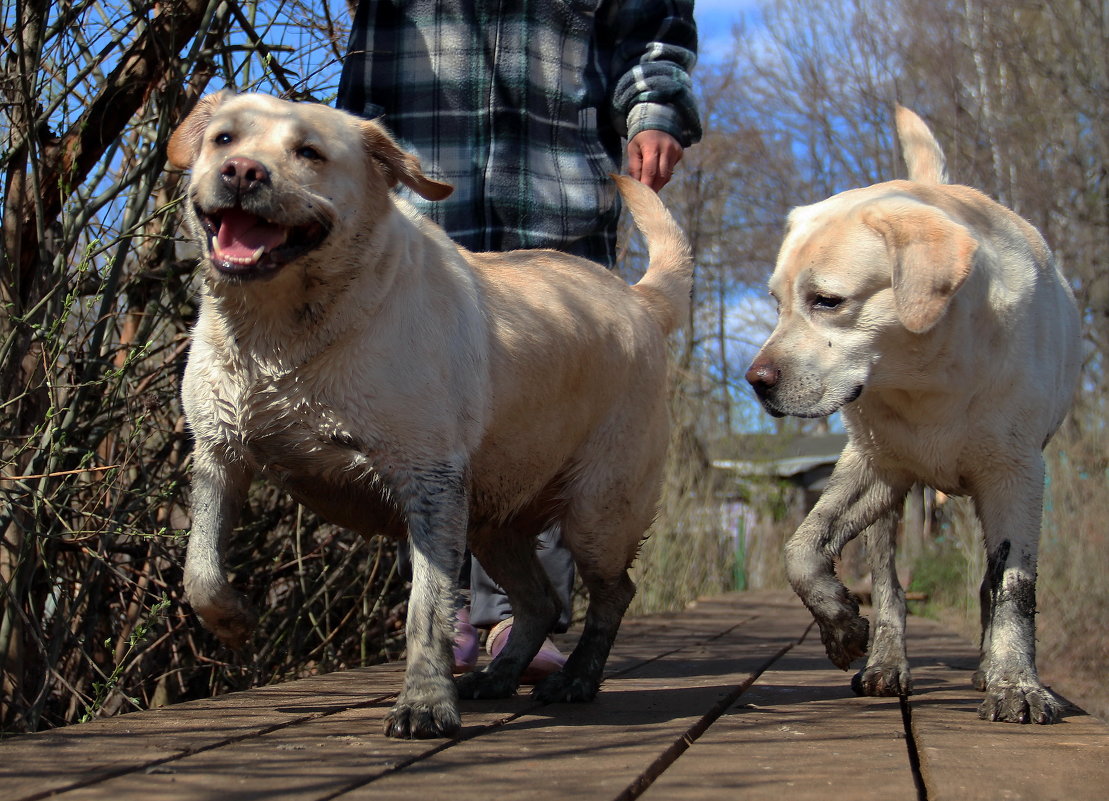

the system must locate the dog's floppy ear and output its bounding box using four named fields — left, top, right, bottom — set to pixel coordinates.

left=360, top=121, right=453, bottom=201
left=167, top=91, right=230, bottom=170
left=864, top=201, right=978, bottom=334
